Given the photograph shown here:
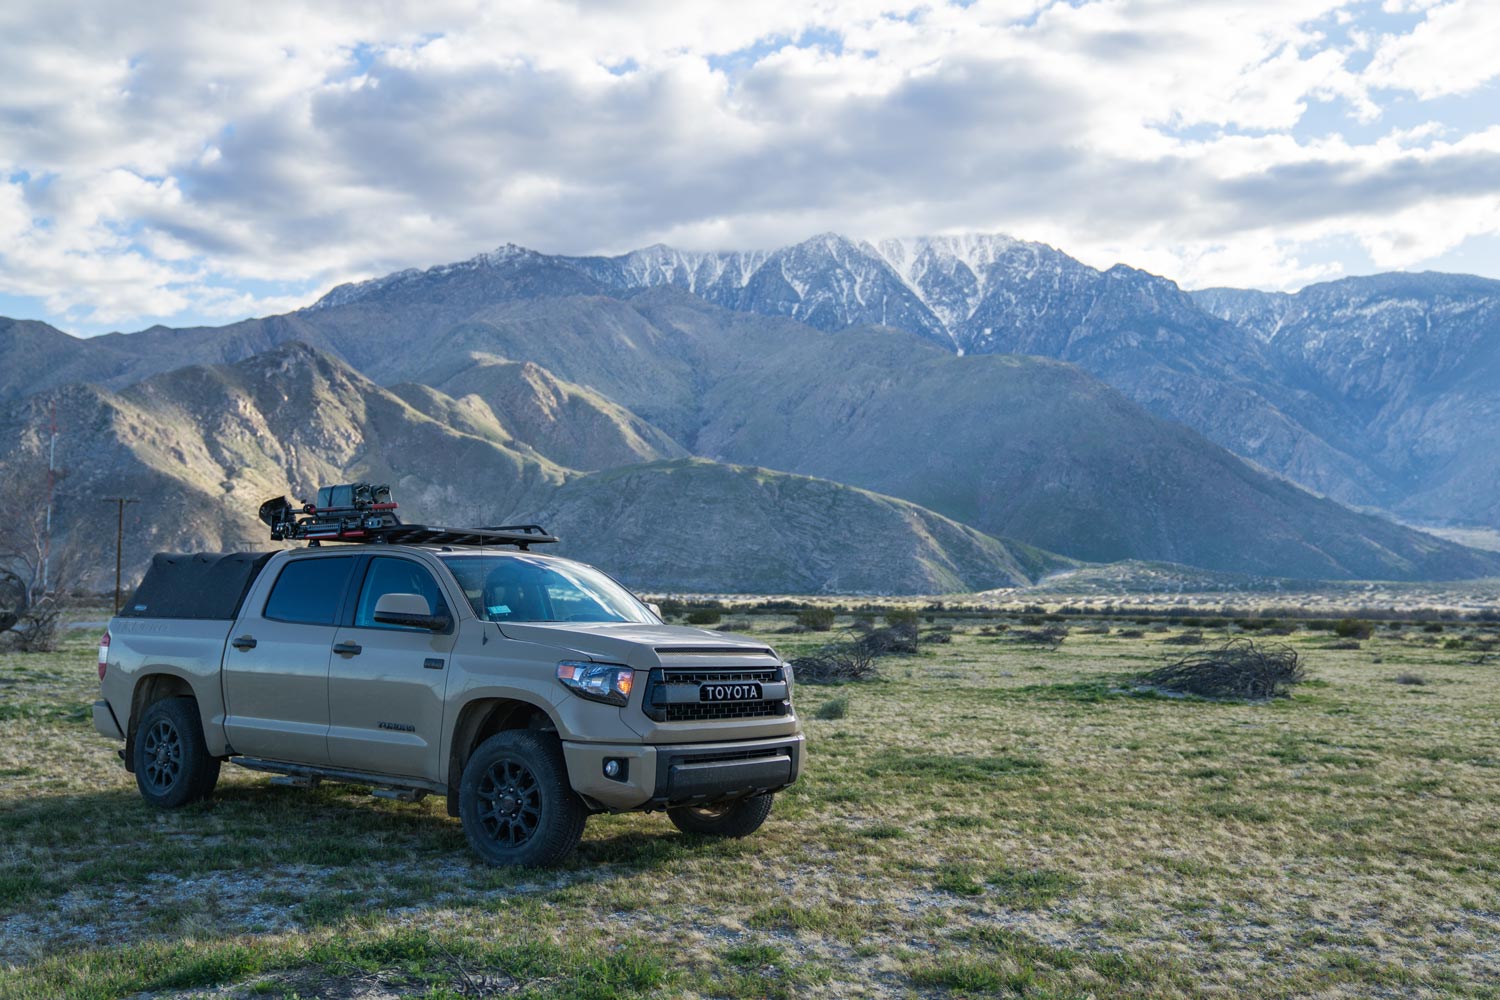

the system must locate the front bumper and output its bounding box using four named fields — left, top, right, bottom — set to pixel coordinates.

left=562, top=733, right=804, bottom=812
left=93, top=699, right=124, bottom=740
